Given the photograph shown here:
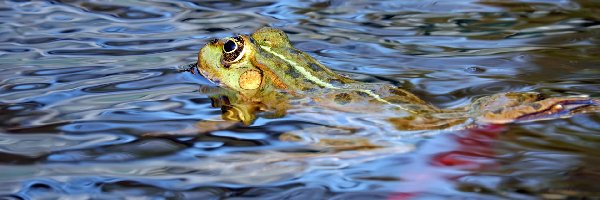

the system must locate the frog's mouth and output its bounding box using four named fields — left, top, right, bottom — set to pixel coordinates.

left=188, top=61, right=223, bottom=87
left=196, top=66, right=222, bottom=87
